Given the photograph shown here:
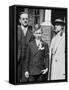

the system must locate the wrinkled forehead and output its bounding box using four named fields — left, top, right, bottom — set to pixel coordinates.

left=20, top=13, right=28, bottom=19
